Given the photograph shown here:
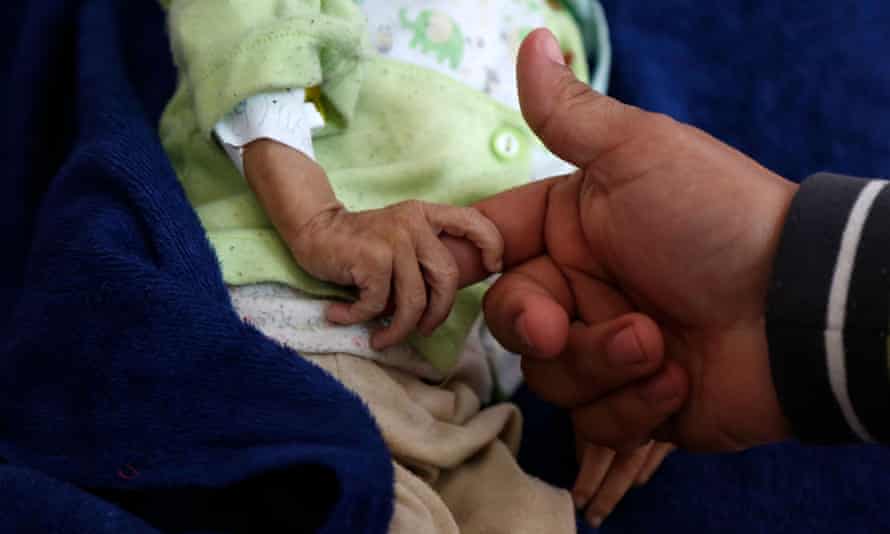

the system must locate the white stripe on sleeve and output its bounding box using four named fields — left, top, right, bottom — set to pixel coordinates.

left=825, top=179, right=888, bottom=442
